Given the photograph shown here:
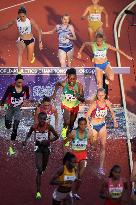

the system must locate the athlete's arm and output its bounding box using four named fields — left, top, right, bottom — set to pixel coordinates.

left=67, top=25, right=76, bottom=41
left=102, top=7, right=109, bottom=28
left=64, top=130, right=75, bottom=145
left=131, top=161, right=136, bottom=182
left=86, top=102, right=96, bottom=129
left=100, top=179, right=109, bottom=199
left=0, top=85, right=12, bottom=106
left=107, top=44, right=133, bottom=61
left=50, top=81, right=65, bottom=100
left=49, top=125, right=59, bottom=142
left=30, top=19, right=43, bottom=50
left=0, top=19, right=15, bottom=31
left=53, top=108, right=59, bottom=131
left=106, top=100, right=118, bottom=128
left=23, top=126, right=34, bottom=145
left=34, top=107, right=40, bottom=124
left=75, top=83, right=85, bottom=103
left=81, top=7, right=89, bottom=19
left=42, top=27, right=56, bottom=35
left=77, top=42, right=92, bottom=59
